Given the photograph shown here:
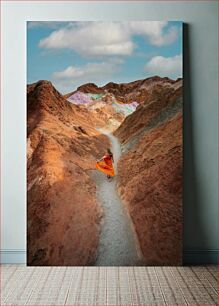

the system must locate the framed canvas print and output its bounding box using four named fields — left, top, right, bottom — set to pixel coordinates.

left=27, top=21, right=183, bottom=266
